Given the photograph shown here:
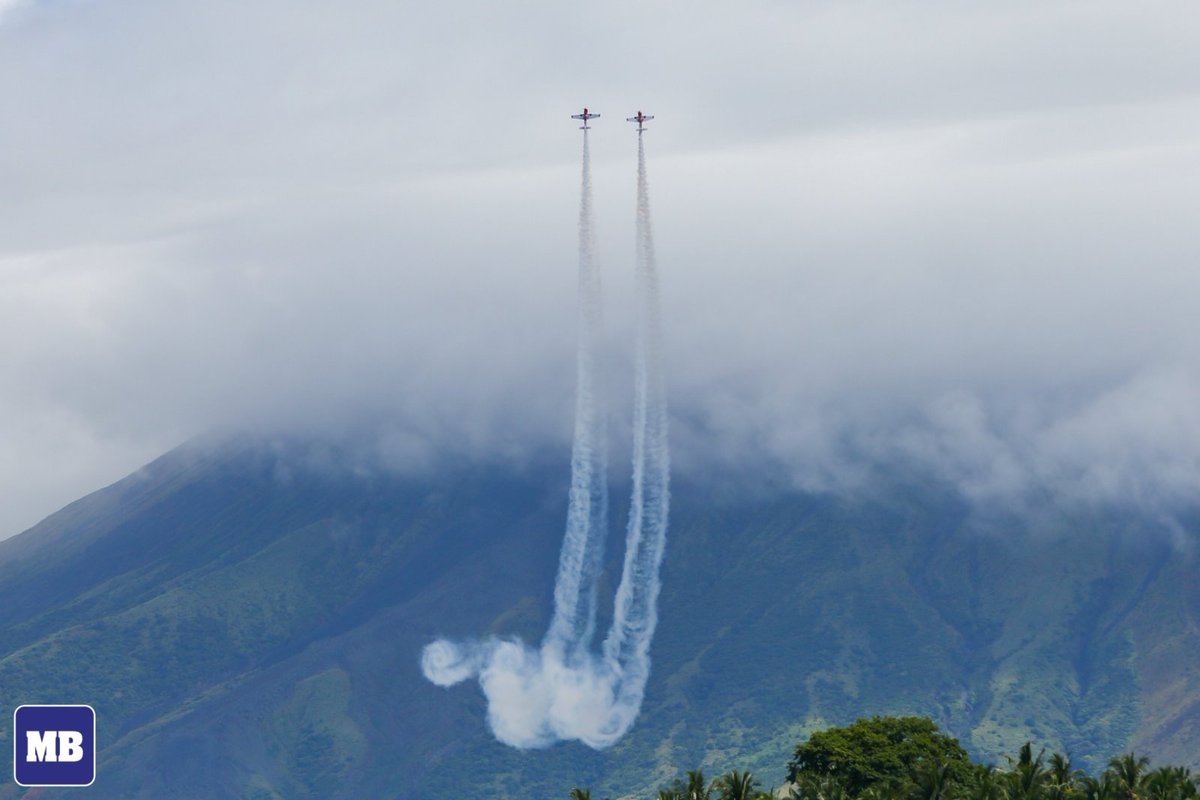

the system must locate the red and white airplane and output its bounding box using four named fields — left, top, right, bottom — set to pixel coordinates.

left=627, top=110, right=654, bottom=132
left=571, top=107, right=600, bottom=129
